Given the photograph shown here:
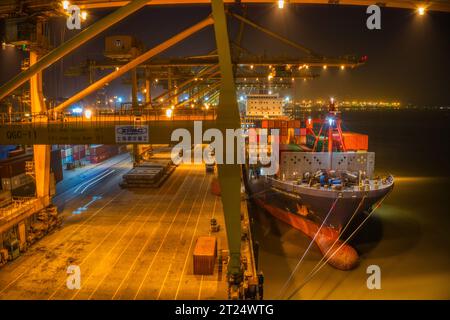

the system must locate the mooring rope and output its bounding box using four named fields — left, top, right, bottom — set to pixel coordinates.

left=277, top=196, right=340, bottom=299
left=285, top=191, right=392, bottom=299
left=303, top=193, right=367, bottom=278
